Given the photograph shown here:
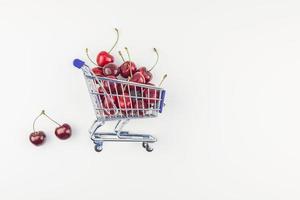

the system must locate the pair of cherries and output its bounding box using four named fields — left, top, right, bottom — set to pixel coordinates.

left=29, top=110, right=72, bottom=146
